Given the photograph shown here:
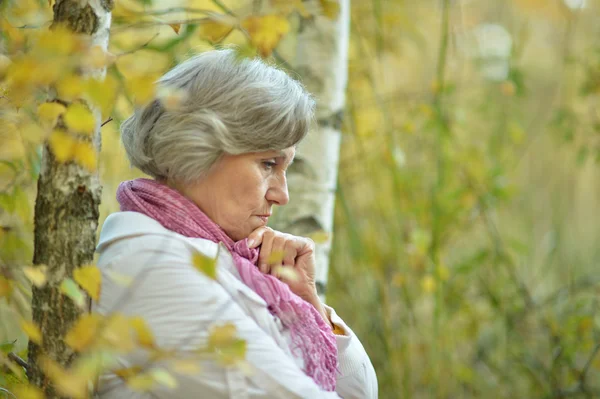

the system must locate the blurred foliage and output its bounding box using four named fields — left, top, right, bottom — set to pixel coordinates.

left=1, top=0, right=600, bottom=398
left=329, top=0, right=600, bottom=398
